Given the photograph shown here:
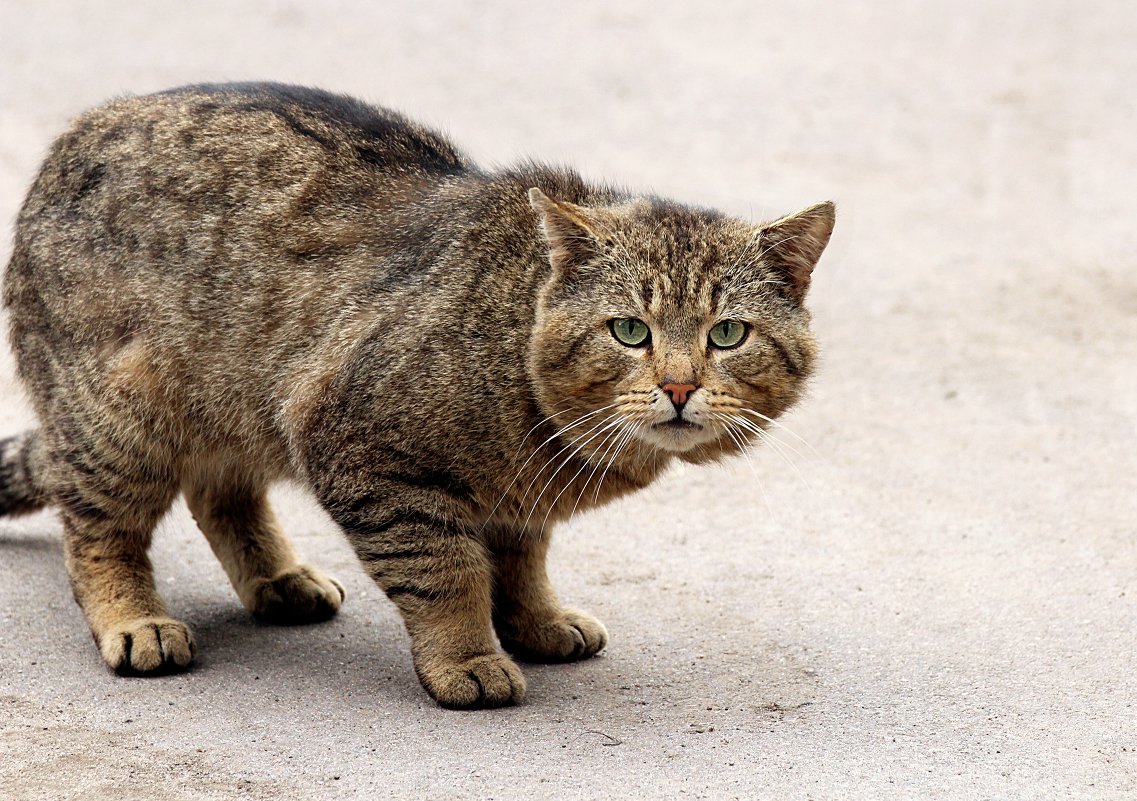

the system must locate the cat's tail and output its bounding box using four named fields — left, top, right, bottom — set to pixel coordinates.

left=0, top=429, right=49, bottom=517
